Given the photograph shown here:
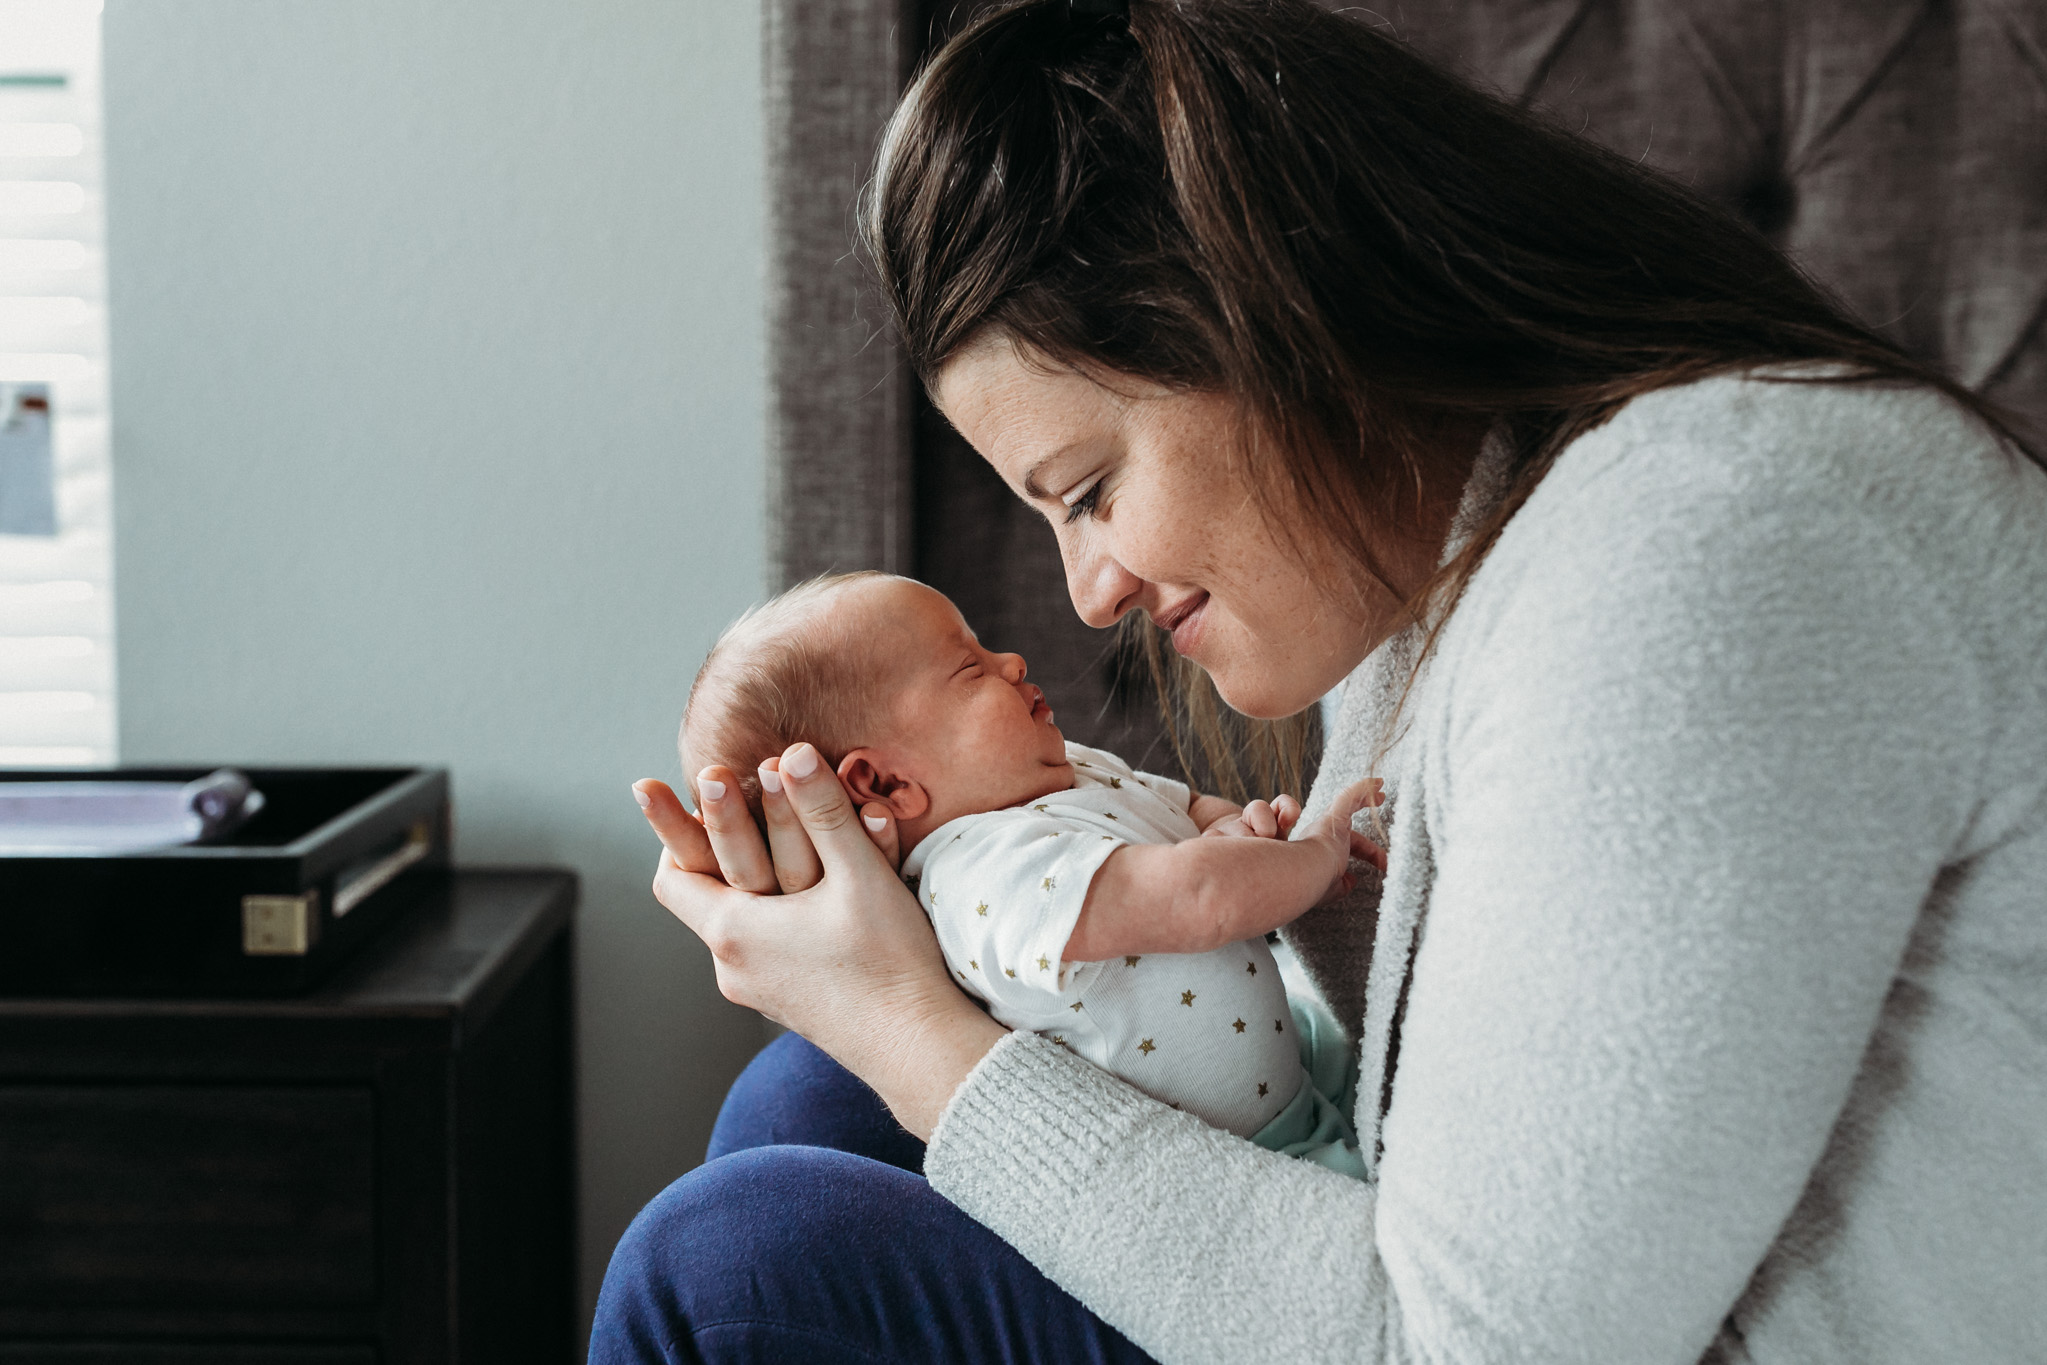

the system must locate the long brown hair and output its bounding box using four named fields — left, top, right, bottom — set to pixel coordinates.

left=864, top=0, right=2036, bottom=796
